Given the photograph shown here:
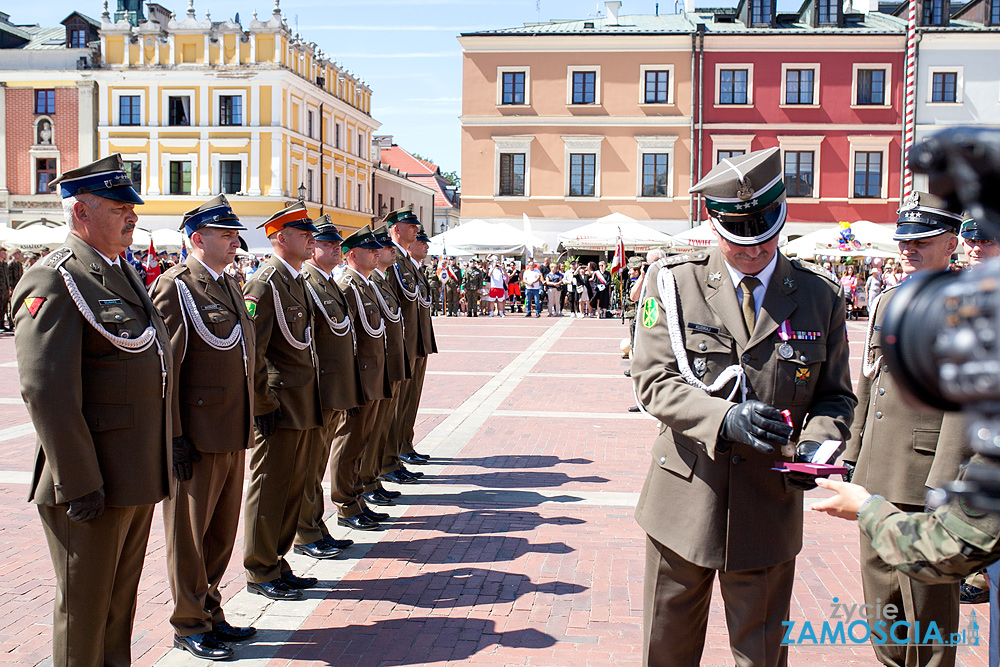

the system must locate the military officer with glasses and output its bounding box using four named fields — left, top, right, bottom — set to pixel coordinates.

left=150, top=194, right=257, bottom=660
left=631, top=147, right=856, bottom=667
